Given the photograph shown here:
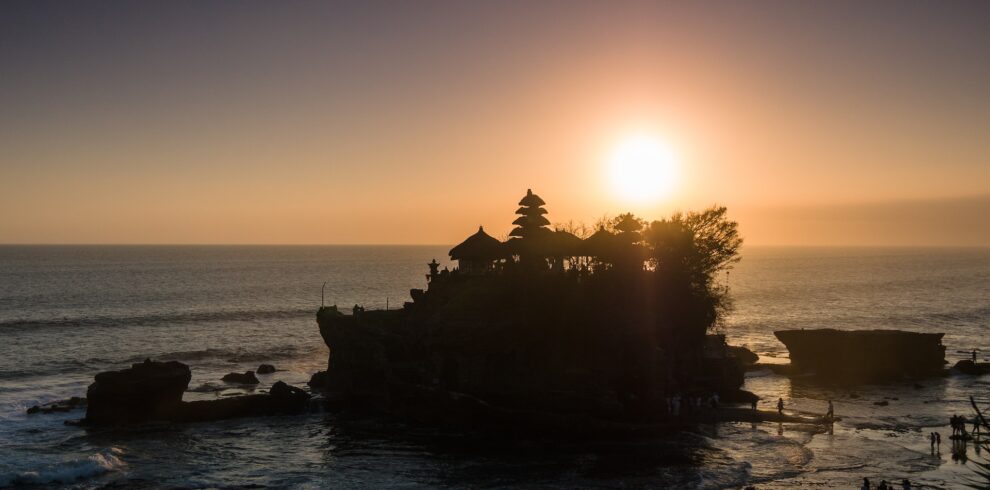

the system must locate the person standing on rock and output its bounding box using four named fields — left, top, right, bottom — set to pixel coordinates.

left=777, top=397, right=784, bottom=415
